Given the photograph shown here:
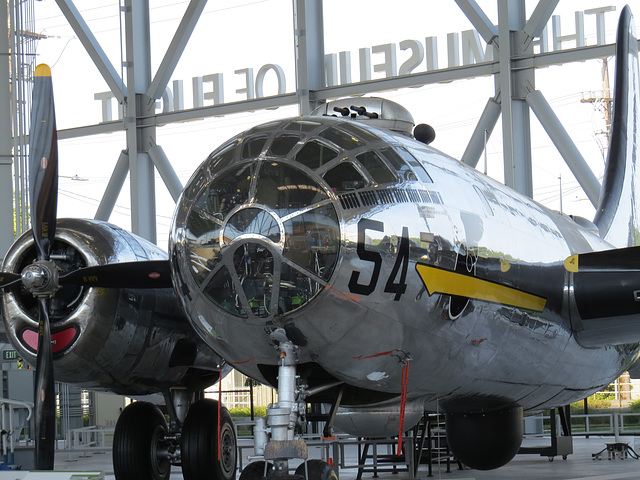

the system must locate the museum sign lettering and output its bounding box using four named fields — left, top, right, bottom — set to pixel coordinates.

left=94, top=6, right=617, bottom=122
